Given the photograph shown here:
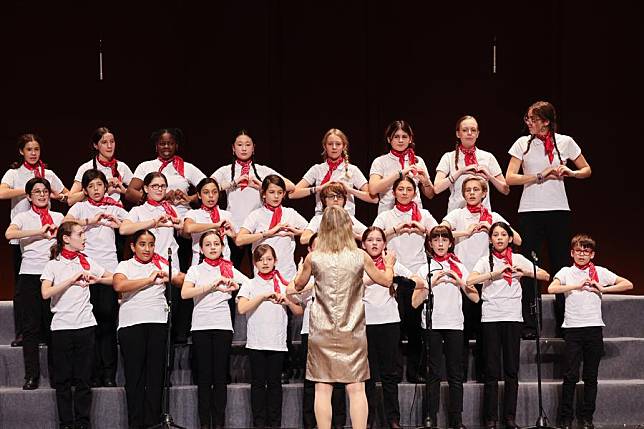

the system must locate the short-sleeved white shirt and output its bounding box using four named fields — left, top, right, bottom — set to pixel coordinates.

left=435, top=148, right=502, bottom=213
left=73, top=159, right=133, bottom=202
left=369, top=153, right=431, bottom=213
left=363, top=261, right=410, bottom=325
left=443, top=207, right=509, bottom=272
left=41, top=256, right=106, bottom=331
left=211, top=163, right=284, bottom=229
left=473, top=253, right=534, bottom=322
left=184, top=262, right=249, bottom=331
left=68, top=201, right=129, bottom=271
left=555, top=265, right=617, bottom=328
left=507, top=133, right=582, bottom=212
left=418, top=259, right=470, bottom=330
left=237, top=276, right=289, bottom=351
left=115, top=258, right=170, bottom=329
left=372, top=207, right=437, bottom=274
left=12, top=209, right=64, bottom=274
left=241, top=206, right=308, bottom=279
left=183, top=208, right=233, bottom=265
left=125, top=203, right=180, bottom=270
left=133, top=159, right=206, bottom=217
left=301, top=162, right=368, bottom=216
left=305, top=212, right=367, bottom=238
left=1, top=166, right=65, bottom=244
